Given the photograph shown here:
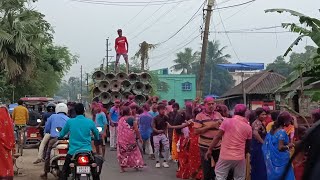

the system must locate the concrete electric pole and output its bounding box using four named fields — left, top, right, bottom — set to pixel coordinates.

left=196, top=0, right=214, bottom=98
left=80, top=65, right=83, bottom=103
